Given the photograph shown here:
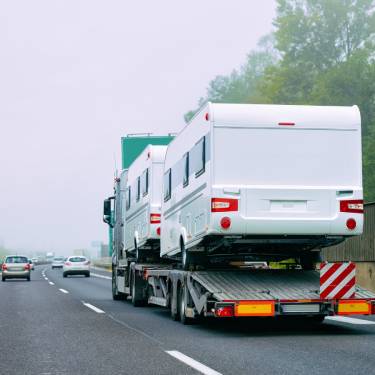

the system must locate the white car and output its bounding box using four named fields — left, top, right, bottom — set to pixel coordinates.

left=63, top=256, right=90, bottom=278
left=51, top=256, right=65, bottom=269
